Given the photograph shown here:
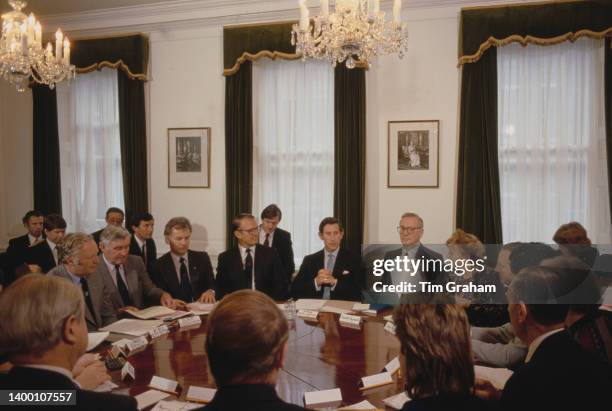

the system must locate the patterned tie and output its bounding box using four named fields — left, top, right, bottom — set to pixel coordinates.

left=323, top=253, right=335, bottom=300
left=264, top=233, right=271, bottom=248
left=179, top=257, right=194, bottom=302
left=115, top=265, right=133, bottom=306
left=244, top=248, right=253, bottom=288
left=80, top=277, right=96, bottom=320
